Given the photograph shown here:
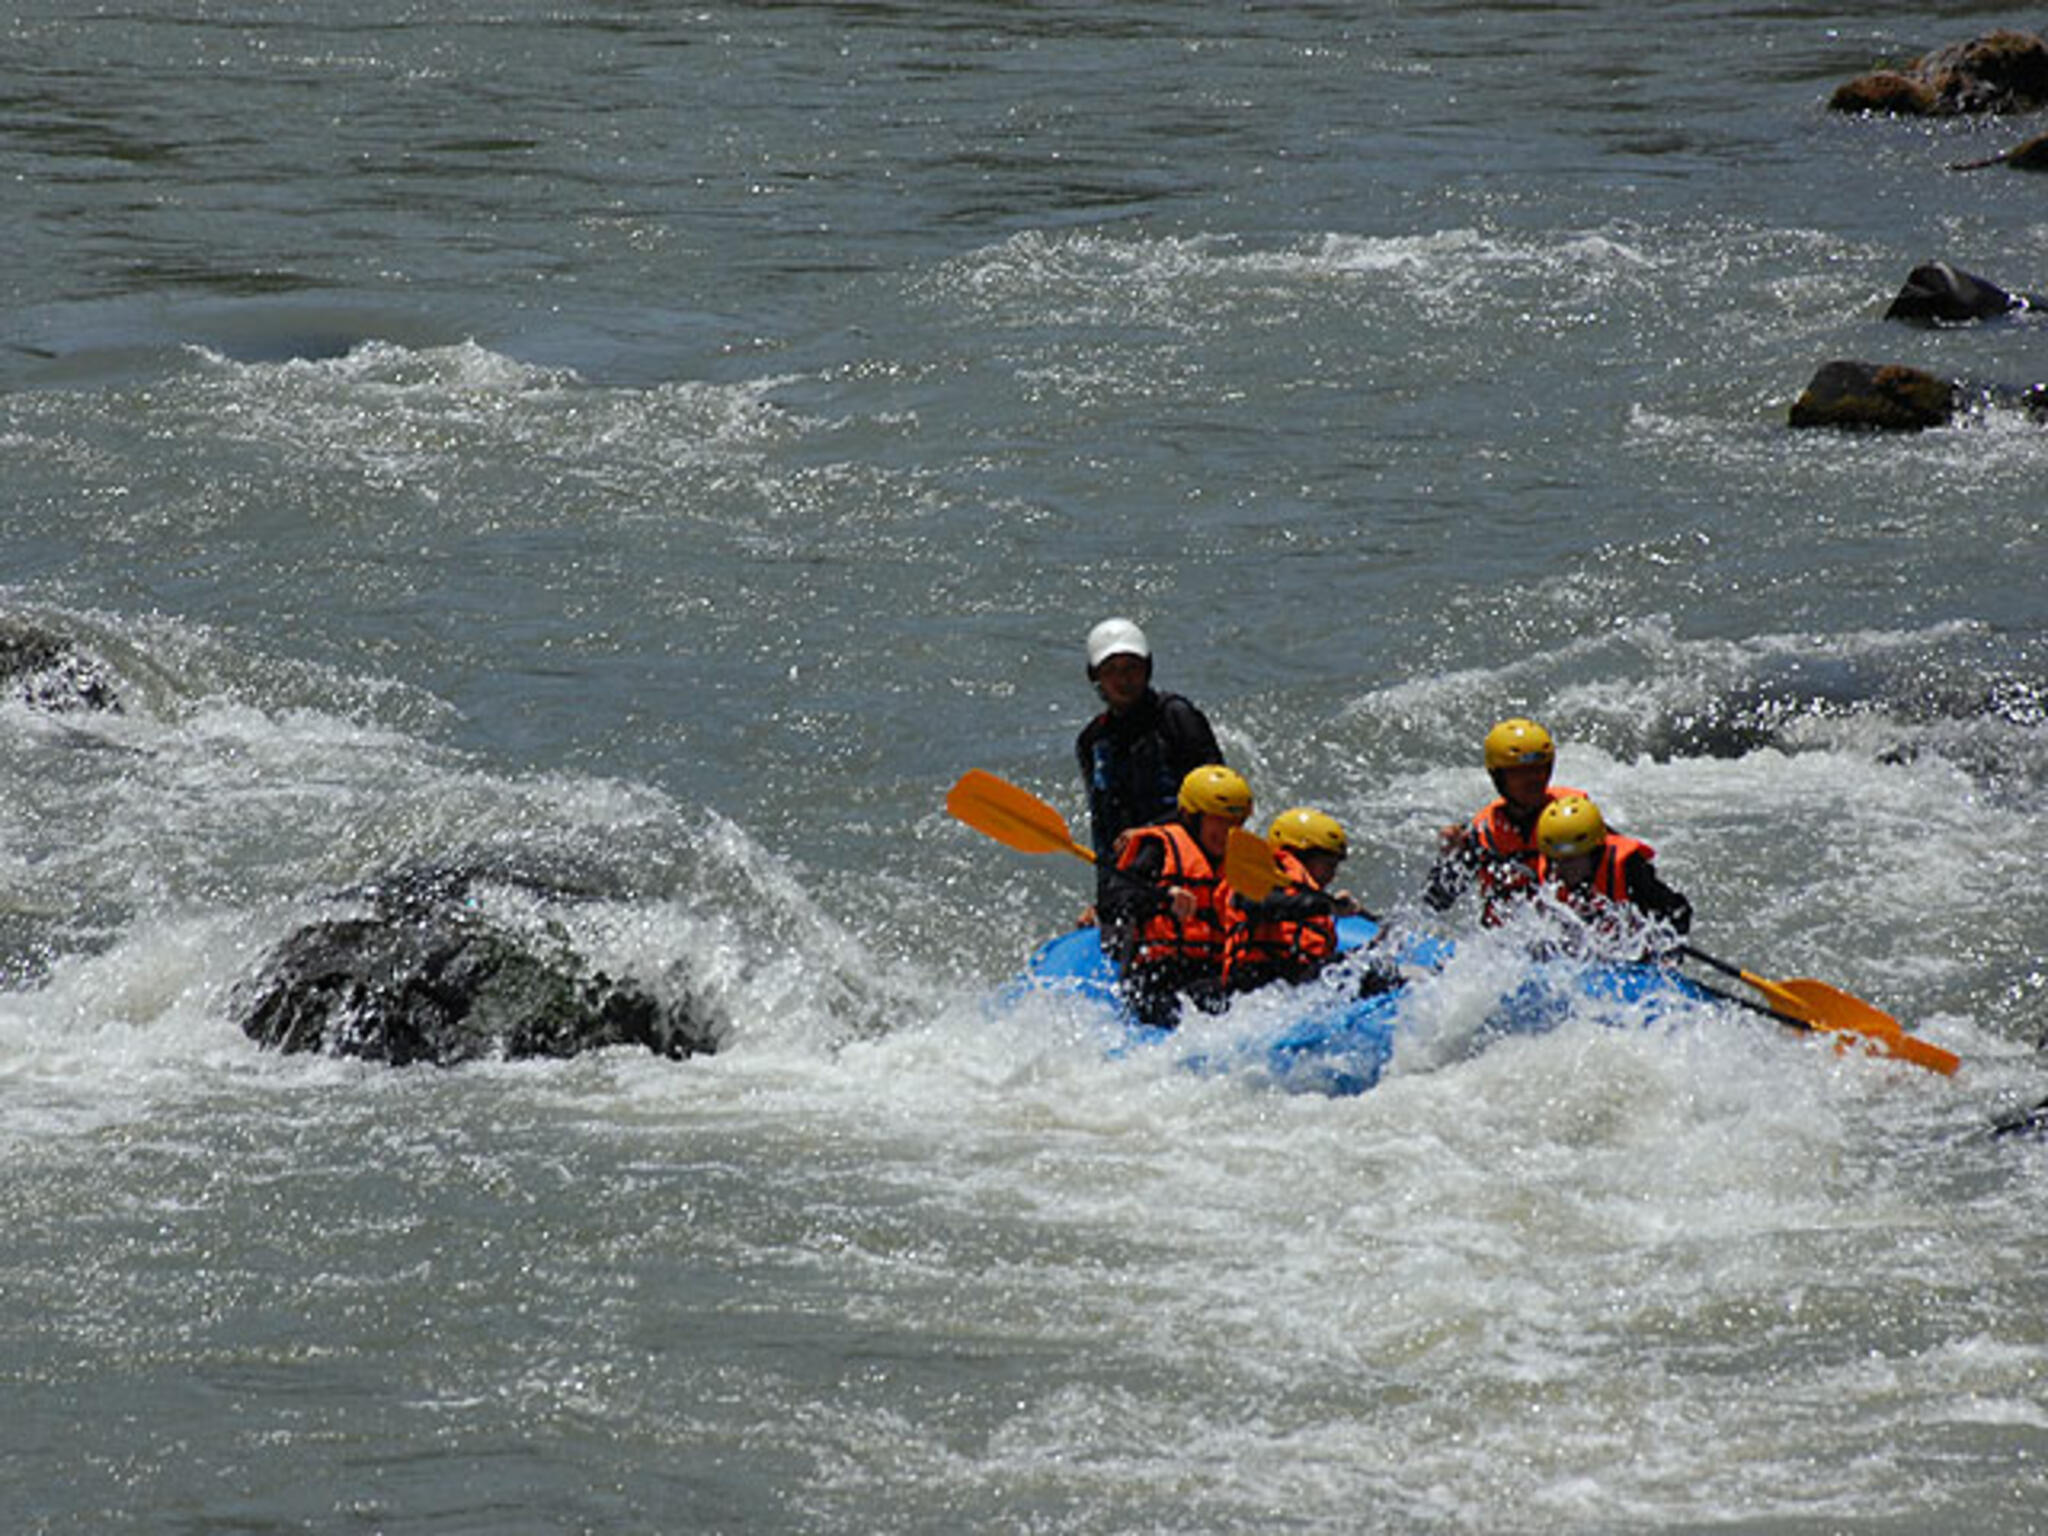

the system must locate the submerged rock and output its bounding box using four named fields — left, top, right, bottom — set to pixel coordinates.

left=1830, top=30, right=2048, bottom=116
left=1829, top=71, right=1938, bottom=116
left=233, top=863, right=719, bottom=1067
left=1990, top=1095, right=2048, bottom=1139
left=1646, top=688, right=1808, bottom=762
left=1950, top=131, right=2048, bottom=173
left=1646, top=653, right=2046, bottom=765
left=0, top=617, right=120, bottom=713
